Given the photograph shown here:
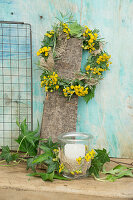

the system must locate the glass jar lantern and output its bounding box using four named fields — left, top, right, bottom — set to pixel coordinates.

left=58, top=132, right=93, bottom=179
